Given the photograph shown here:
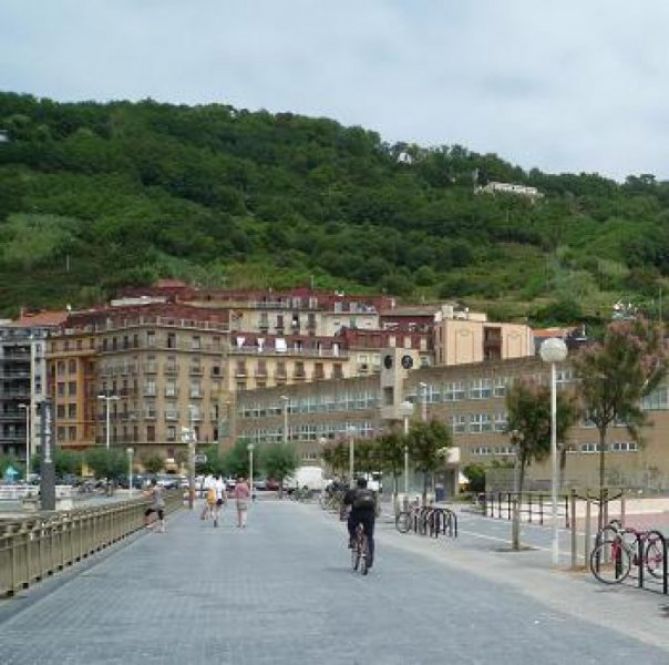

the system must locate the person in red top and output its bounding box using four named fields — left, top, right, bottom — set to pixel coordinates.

left=233, top=476, right=250, bottom=528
